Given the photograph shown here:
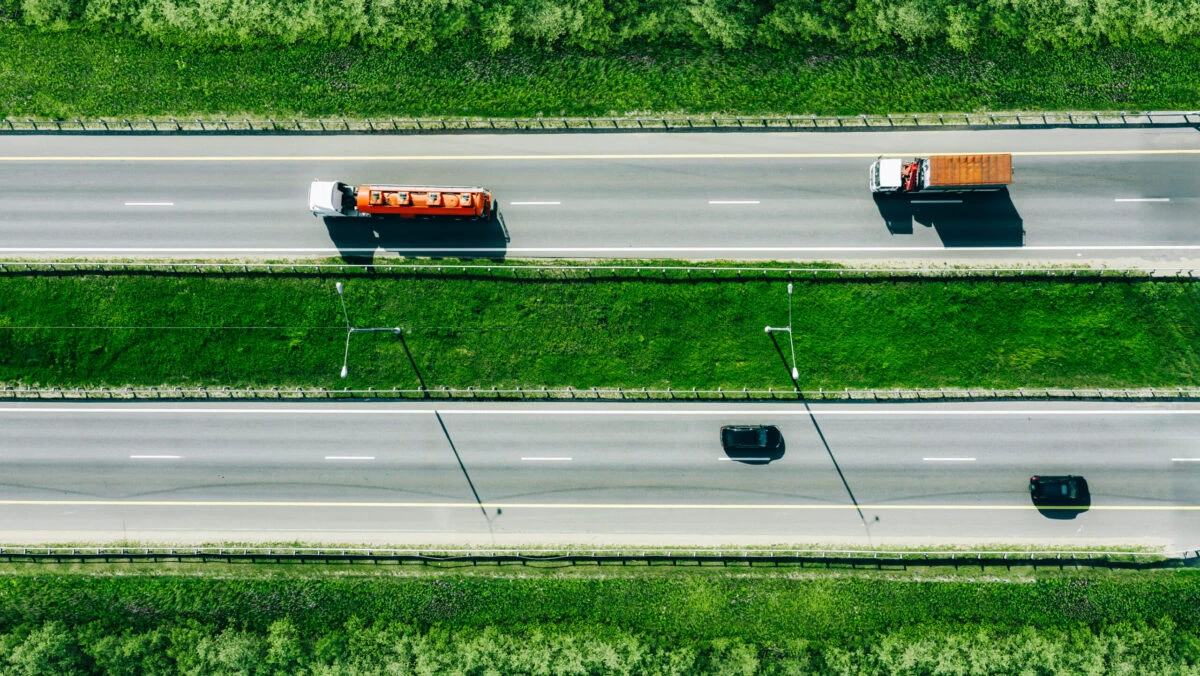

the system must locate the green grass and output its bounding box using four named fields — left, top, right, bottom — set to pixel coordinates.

left=3, top=31, right=1199, bottom=118
left=0, top=566, right=1197, bottom=673
left=1, top=272, right=1198, bottom=391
